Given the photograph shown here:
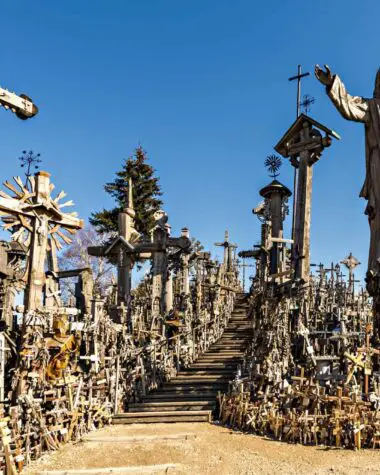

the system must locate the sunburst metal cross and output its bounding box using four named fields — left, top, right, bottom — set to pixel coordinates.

left=264, top=154, right=282, bottom=179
